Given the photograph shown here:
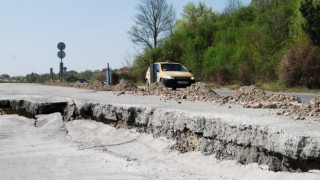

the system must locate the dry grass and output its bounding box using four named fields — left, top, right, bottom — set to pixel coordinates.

left=280, top=43, right=320, bottom=89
